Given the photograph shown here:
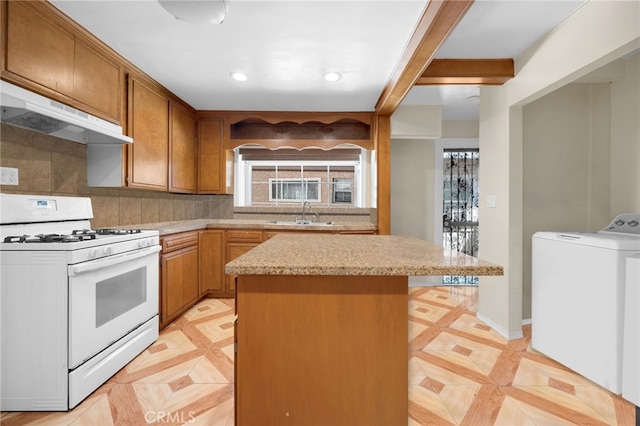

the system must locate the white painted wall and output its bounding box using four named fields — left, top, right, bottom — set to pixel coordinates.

left=478, top=0, right=640, bottom=338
